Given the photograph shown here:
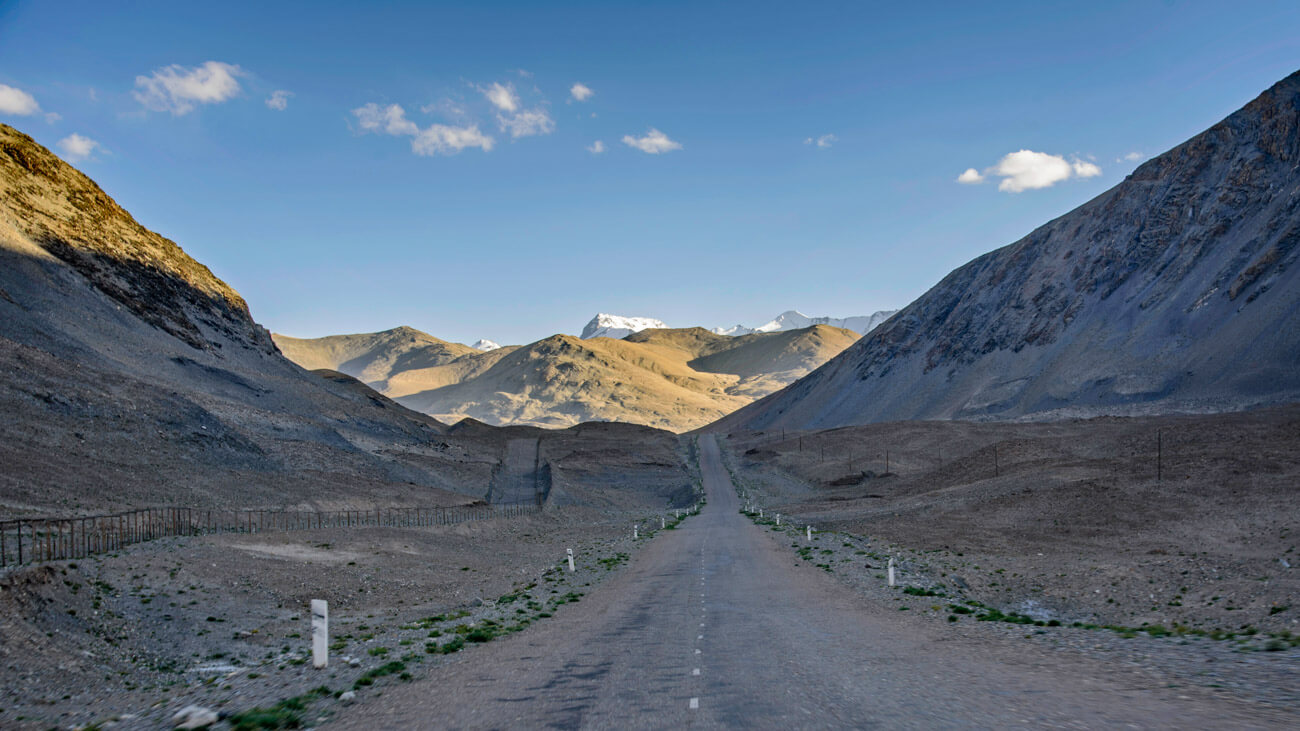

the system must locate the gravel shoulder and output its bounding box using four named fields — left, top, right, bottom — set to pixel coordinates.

left=0, top=503, right=699, bottom=729
left=717, top=410, right=1300, bottom=715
